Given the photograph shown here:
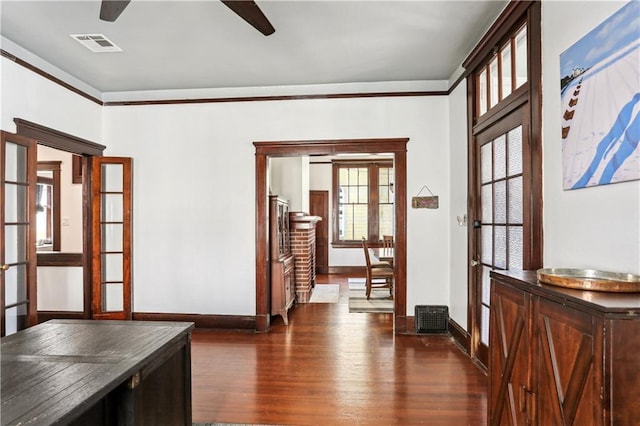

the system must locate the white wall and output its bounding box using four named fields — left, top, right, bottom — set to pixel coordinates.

left=2, top=56, right=102, bottom=312
left=2, top=51, right=452, bottom=318
left=405, top=98, right=452, bottom=310
left=300, top=157, right=310, bottom=212
left=35, top=146, right=84, bottom=311
left=37, top=267, right=84, bottom=311
left=448, top=80, right=469, bottom=328
left=270, top=156, right=310, bottom=212
left=541, top=1, right=640, bottom=274
left=0, top=57, right=102, bottom=141
left=103, top=96, right=451, bottom=316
